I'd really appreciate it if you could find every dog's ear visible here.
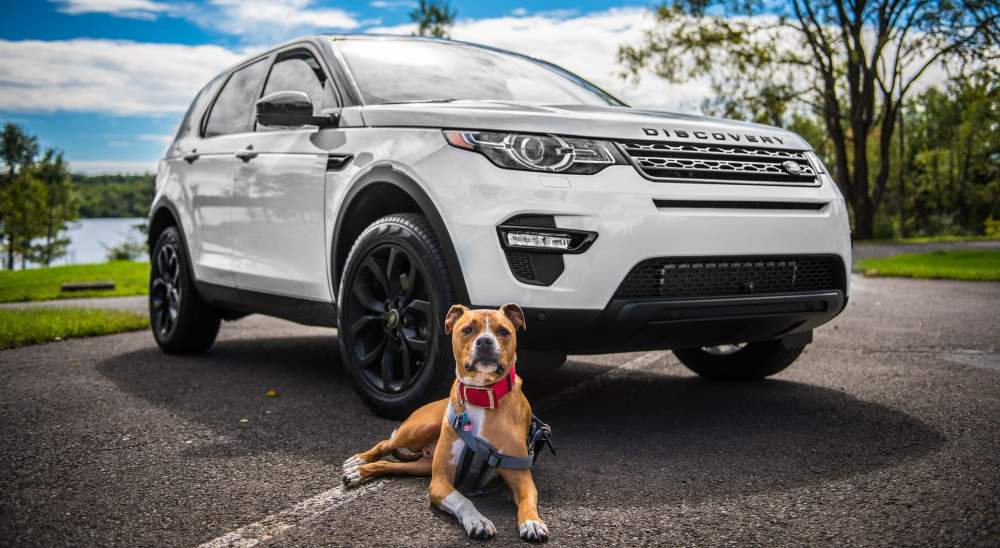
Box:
[444,304,469,334]
[500,303,526,331]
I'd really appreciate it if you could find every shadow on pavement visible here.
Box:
[530,368,946,506]
[97,336,945,507]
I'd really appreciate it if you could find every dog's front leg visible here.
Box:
[499,469,549,543]
[429,476,496,540]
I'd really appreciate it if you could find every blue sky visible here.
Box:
[0,1,696,173]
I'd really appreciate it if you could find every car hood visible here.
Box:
[358,101,811,150]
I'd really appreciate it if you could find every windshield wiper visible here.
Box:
[378,98,458,105]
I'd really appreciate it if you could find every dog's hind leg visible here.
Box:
[342,399,448,477]
[342,457,432,488]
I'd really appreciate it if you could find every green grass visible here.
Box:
[857,235,997,245]
[0,261,149,303]
[858,250,1000,281]
[0,307,149,349]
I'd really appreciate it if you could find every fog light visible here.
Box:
[506,232,571,250]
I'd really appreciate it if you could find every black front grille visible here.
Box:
[615,256,844,299]
[618,140,819,186]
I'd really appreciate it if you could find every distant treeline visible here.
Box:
[74,173,155,218]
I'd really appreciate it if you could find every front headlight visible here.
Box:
[444,130,625,174]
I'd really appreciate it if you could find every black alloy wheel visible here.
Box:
[149,226,220,354]
[338,214,456,418]
[151,241,182,338]
[347,243,433,394]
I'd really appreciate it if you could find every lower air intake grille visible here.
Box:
[507,251,536,281]
[615,256,844,299]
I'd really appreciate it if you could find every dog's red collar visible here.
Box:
[458,362,516,410]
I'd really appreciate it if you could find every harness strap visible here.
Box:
[445,401,555,495]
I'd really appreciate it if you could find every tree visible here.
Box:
[619,1,999,238]
[27,150,78,266]
[0,122,39,268]
[409,0,456,38]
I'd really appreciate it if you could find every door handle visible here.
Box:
[235,146,258,162]
[183,150,200,164]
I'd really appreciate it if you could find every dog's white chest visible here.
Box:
[449,406,486,465]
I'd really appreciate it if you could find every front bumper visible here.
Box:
[419,144,853,312]
[509,290,845,353]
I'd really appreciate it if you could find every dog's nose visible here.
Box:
[475,336,494,348]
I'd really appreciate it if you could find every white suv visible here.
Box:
[149,35,852,417]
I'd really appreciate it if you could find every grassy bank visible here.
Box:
[0,308,148,349]
[858,250,1000,281]
[0,261,149,303]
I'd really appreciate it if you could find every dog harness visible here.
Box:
[446,363,555,496]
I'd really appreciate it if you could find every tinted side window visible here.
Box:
[204,58,269,137]
[173,75,224,144]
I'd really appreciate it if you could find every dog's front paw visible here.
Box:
[341,455,370,488]
[462,515,497,540]
[519,519,549,543]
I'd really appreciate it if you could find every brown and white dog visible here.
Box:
[342,303,549,542]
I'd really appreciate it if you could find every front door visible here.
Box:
[231,48,338,301]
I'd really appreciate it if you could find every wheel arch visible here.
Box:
[148,200,184,252]
[331,165,470,305]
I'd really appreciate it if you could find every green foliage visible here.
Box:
[73,172,155,218]
[986,217,1000,239]
[0,307,148,349]
[104,235,147,262]
[409,0,456,38]
[0,261,149,303]
[859,250,1000,281]
[0,124,79,268]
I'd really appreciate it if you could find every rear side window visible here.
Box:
[173,75,224,144]
[204,58,269,137]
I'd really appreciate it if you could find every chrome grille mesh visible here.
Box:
[615,256,843,299]
[618,140,819,185]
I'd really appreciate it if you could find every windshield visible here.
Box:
[335,39,624,107]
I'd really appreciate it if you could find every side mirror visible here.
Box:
[255,91,339,129]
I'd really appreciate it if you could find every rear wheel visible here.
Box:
[673,340,804,380]
[337,214,456,418]
[149,226,221,354]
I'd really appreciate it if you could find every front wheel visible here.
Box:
[673,340,804,381]
[337,214,456,418]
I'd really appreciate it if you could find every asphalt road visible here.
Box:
[1,275,998,546]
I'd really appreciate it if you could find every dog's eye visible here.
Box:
[496,327,510,337]
[461,326,474,336]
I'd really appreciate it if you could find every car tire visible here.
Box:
[149,226,221,354]
[337,213,457,419]
[673,340,804,381]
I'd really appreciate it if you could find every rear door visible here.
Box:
[186,57,270,288]
[231,47,339,301]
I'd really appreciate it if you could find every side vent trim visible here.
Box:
[327,154,353,171]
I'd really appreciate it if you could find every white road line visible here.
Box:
[535,350,674,413]
[197,482,382,548]
[196,350,673,547]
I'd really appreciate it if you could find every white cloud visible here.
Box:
[370,0,417,9]
[369,8,709,111]
[0,39,242,115]
[189,0,360,41]
[52,0,172,20]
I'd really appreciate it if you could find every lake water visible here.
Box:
[26,217,148,268]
